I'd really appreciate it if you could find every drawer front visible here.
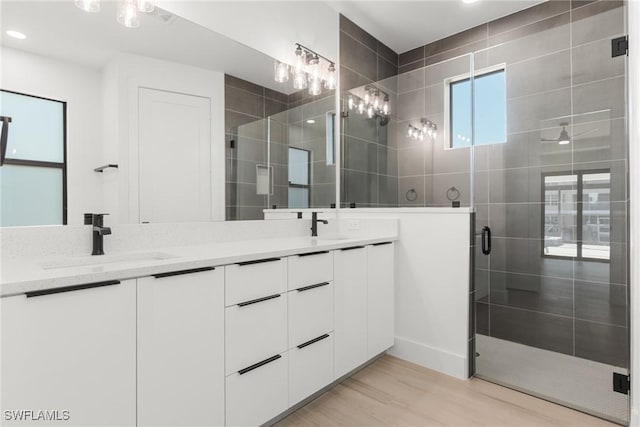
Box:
[226,352,288,427]
[289,333,334,406]
[288,281,334,349]
[288,251,333,291]
[225,293,287,375]
[225,258,287,306]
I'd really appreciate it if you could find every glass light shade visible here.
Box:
[137,0,154,12]
[309,77,322,96]
[75,0,101,12]
[118,0,140,28]
[325,64,336,90]
[348,96,354,110]
[382,100,389,115]
[364,91,370,104]
[293,71,307,90]
[358,101,365,115]
[367,105,374,118]
[274,61,290,83]
[373,93,380,109]
[294,47,305,73]
[407,126,413,137]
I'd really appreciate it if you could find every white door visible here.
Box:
[138,88,211,223]
[1,280,136,427]
[137,269,224,427]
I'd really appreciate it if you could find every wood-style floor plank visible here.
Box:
[275,355,617,427]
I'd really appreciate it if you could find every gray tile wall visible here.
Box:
[339,15,400,207]
[225,75,336,219]
[389,1,633,368]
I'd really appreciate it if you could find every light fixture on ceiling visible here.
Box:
[75,0,101,13]
[306,119,316,124]
[540,122,598,145]
[6,30,27,40]
[407,118,437,141]
[462,0,479,4]
[75,0,155,28]
[346,84,391,122]
[275,43,336,96]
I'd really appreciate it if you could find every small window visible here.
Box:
[288,147,310,209]
[0,90,67,226]
[448,68,506,149]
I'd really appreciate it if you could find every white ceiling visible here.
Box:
[328,0,545,53]
[1,0,547,94]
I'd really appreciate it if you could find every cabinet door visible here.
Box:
[367,242,395,358]
[137,268,224,427]
[1,280,136,427]
[334,246,368,379]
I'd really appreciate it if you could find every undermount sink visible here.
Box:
[313,235,350,242]
[40,251,177,270]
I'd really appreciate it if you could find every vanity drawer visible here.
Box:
[289,333,334,406]
[226,352,288,427]
[288,250,333,291]
[225,257,287,306]
[225,293,287,375]
[288,281,334,349]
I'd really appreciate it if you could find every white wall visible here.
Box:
[100,54,225,224]
[629,1,639,425]
[1,47,103,226]
[158,1,339,65]
[265,208,472,379]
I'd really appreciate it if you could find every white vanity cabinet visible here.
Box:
[334,246,369,379]
[224,258,289,427]
[0,280,136,427]
[367,242,395,358]
[137,267,224,427]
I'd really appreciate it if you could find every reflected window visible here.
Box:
[543,171,610,261]
[288,147,310,209]
[447,68,506,148]
[0,90,66,226]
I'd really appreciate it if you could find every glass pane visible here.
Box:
[0,164,63,226]
[582,172,610,260]
[543,174,577,257]
[288,187,308,209]
[450,79,472,148]
[474,71,506,145]
[288,147,309,185]
[0,91,65,163]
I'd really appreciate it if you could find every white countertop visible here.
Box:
[1,234,397,297]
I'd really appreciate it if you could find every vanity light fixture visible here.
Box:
[274,43,336,96]
[6,30,27,40]
[75,0,154,28]
[346,84,391,121]
[407,118,437,141]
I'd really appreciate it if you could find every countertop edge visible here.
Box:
[1,235,397,298]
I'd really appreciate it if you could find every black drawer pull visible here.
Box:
[26,280,121,298]
[152,266,215,279]
[238,354,282,375]
[237,257,281,266]
[372,241,393,246]
[340,246,364,251]
[298,251,329,257]
[297,334,330,349]
[237,293,281,307]
[297,282,330,292]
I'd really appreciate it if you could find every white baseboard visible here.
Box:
[388,336,468,380]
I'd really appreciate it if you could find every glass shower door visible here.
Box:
[472,2,629,423]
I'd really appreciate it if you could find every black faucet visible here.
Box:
[84,213,111,256]
[311,212,328,237]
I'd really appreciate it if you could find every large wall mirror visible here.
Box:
[0,1,339,226]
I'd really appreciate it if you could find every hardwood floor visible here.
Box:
[275,355,617,427]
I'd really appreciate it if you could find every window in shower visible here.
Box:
[447,67,506,149]
[542,170,610,261]
[288,147,310,209]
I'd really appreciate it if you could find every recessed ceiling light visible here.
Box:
[6,30,27,40]
[462,0,479,3]
[306,119,316,124]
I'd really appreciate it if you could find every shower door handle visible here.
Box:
[481,226,492,255]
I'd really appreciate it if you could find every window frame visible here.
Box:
[444,64,507,150]
[287,146,311,208]
[540,168,611,263]
[0,89,68,225]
